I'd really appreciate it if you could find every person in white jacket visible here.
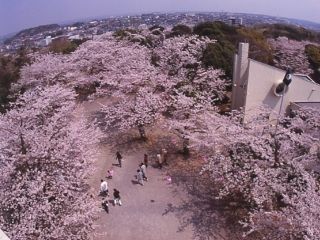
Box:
[100,179,108,196]
[157,153,163,169]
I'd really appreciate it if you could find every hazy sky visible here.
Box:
[1,0,320,36]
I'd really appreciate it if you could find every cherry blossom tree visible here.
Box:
[99,87,165,139]
[184,107,320,240]
[152,35,213,77]
[73,31,227,144]
[5,29,228,238]
[0,85,101,240]
[18,33,160,98]
[268,37,314,75]
[3,26,319,240]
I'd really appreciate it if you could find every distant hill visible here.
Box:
[4,24,60,44]
[15,24,60,37]
[71,22,85,28]
[255,23,320,42]
[288,18,320,32]
[0,32,17,44]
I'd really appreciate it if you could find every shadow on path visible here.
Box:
[163,170,238,240]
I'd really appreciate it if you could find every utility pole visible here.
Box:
[274,68,293,166]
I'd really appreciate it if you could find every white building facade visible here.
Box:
[232,43,320,121]
[0,229,10,240]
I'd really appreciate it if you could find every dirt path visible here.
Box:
[77,98,195,240]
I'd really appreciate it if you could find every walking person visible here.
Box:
[113,188,122,206]
[161,148,168,165]
[100,179,108,196]
[157,153,163,169]
[116,151,123,168]
[136,169,144,186]
[101,197,109,213]
[144,153,149,168]
[140,163,148,181]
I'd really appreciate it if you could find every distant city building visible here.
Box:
[138,24,148,30]
[45,36,52,45]
[36,39,46,47]
[1,12,320,54]
[232,42,320,121]
[68,34,81,40]
[229,17,243,26]
[68,26,77,31]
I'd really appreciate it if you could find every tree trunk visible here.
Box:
[20,133,27,155]
[273,137,280,167]
[19,119,27,154]
[138,125,147,140]
[182,137,190,158]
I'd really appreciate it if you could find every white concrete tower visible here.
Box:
[231,42,249,111]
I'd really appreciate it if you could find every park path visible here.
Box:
[77,98,195,240]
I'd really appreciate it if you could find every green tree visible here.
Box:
[194,21,237,41]
[259,24,320,42]
[202,42,235,78]
[237,28,273,64]
[0,49,29,112]
[305,44,320,83]
[194,21,274,78]
[49,38,78,54]
[168,24,192,37]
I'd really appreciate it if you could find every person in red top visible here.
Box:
[107,168,114,179]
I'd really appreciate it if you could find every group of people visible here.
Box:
[135,149,168,185]
[136,155,148,185]
[100,179,122,213]
[99,151,124,214]
[99,149,169,213]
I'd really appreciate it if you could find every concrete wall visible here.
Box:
[244,59,320,120]
[0,229,10,240]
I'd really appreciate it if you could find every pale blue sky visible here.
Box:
[0,0,319,36]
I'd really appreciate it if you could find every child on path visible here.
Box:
[136,169,144,186]
[116,151,123,168]
[107,168,114,179]
[113,188,122,206]
[165,176,172,184]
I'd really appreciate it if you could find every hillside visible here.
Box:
[2,21,320,117]
[4,24,60,44]
[256,23,320,42]
[192,22,320,82]
[1,24,320,240]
